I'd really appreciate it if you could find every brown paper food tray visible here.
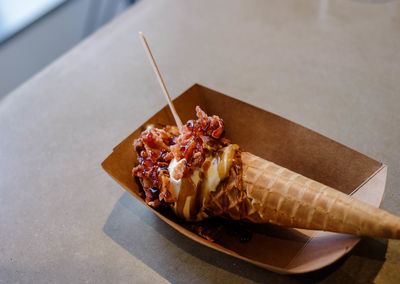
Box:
[102,84,387,274]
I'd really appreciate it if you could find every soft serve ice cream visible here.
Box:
[132,106,242,221]
[168,144,239,221]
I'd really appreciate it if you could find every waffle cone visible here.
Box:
[204,152,400,239]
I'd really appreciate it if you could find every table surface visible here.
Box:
[1,0,400,282]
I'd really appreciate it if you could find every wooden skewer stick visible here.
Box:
[138,31,183,129]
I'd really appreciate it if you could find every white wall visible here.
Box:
[0,0,130,100]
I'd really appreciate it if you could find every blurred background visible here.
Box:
[0,0,137,100]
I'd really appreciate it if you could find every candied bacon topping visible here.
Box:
[132,107,230,208]
[196,106,224,139]
[170,106,229,178]
[132,126,178,206]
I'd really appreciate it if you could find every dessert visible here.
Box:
[132,107,400,239]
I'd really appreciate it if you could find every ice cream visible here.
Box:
[168,144,239,221]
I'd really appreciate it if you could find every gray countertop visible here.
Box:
[1,0,400,282]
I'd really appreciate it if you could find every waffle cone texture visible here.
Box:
[204,152,400,239]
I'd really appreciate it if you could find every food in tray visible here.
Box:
[132,106,400,239]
